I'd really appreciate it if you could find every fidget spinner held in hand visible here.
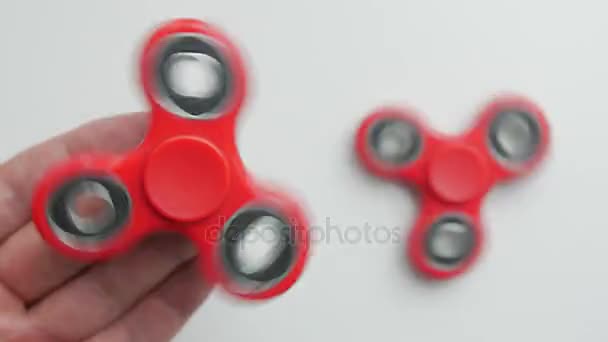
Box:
[355,96,550,280]
[32,18,310,300]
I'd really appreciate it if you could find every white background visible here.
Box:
[0,1,606,341]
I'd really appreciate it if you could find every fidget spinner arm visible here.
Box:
[355,96,550,280]
[32,18,310,300]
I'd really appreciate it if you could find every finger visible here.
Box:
[0,222,87,304]
[0,315,56,342]
[87,260,211,342]
[0,283,24,315]
[0,112,147,242]
[28,234,196,342]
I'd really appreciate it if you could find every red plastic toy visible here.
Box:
[32,18,310,300]
[355,96,550,280]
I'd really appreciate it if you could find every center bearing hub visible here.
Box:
[428,145,488,204]
[144,136,230,222]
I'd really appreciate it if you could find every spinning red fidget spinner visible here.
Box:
[355,96,550,280]
[31,18,310,300]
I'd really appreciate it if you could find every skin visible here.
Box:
[0,113,211,341]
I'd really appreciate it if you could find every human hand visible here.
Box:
[0,113,211,342]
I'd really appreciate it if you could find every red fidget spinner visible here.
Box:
[355,96,550,280]
[32,18,310,300]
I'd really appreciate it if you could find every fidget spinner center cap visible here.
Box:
[428,145,488,203]
[144,136,230,222]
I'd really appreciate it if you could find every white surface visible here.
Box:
[0,1,606,341]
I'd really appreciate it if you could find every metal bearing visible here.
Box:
[488,110,541,164]
[153,33,232,118]
[368,118,422,166]
[46,176,131,248]
[220,207,296,292]
[424,214,476,267]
